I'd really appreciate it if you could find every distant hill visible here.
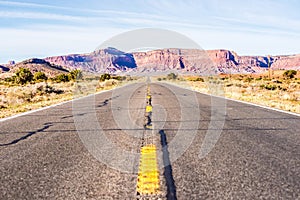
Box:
[2,58,69,77]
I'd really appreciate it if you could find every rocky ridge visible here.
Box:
[2,47,300,75]
[1,58,69,78]
[45,47,300,74]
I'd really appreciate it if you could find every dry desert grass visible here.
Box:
[0,77,140,118]
[158,70,300,114]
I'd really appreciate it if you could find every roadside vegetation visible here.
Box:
[157,70,300,114]
[0,69,139,118]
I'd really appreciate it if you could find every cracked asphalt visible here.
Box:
[1,82,299,199]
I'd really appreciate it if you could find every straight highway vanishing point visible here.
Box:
[1,82,300,199]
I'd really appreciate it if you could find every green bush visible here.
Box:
[33,72,48,82]
[157,78,162,81]
[283,70,297,79]
[69,69,83,80]
[100,73,111,82]
[15,68,33,85]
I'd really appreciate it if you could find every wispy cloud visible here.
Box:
[0,0,300,63]
[0,11,90,21]
[0,0,62,9]
[0,0,165,20]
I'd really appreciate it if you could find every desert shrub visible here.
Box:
[84,77,93,81]
[283,70,297,79]
[157,78,162,81]
[277,85,287,91]
[100,73,111,82]
[5,76,17,83]
[260,84,277,90]
[187,77,204,82]
[112,76,126,81]
[45,85,63,94]
[263,78,271,81]
[33,72,48,82]
[15,68,33,84]
[125,76,133,81]
[244,77,253,82]
[209,80,221,84]
[85,76,100,81]
[259,84,265,89]
[32,83,63,95]
[167,73,177,80]
[271,79,282,84]
[0,102,6,109]
[69,69,83,80]
[54,74,70,83]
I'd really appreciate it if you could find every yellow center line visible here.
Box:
[146,105,152,113]
[136,85,160,196]
[145,125,152,129]
[137,144,160,195]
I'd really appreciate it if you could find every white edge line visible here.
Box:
[0,83,133,123]
[161,81,300,117]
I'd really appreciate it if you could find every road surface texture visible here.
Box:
[1,82,299,199]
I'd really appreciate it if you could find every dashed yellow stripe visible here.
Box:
[145,124,152,129]
[137,144,160,195]
[146,105,152,113]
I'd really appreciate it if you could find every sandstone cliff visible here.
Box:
[44,47,300,74]
[45,47,137,74]
[271,54,300,70]
[3,47,299,75]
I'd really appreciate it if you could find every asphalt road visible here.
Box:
[1,82,299,199]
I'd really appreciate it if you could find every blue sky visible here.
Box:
[0,0,300,63]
